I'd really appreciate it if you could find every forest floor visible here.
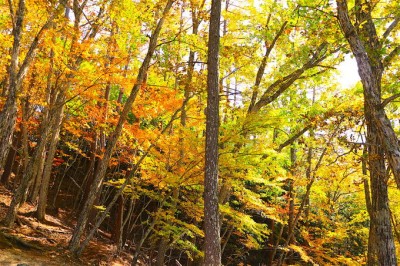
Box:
[0,185,133,265]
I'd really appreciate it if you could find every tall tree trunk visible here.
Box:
[83,28,115,228]
[365,107,396,265]
[336,1,398,264]
[286,147,296,264]
[204,0,222,265]
[363,146,378,264]
[1,1,60,227]
[18,98,30,186]
[0,0,25,170]
[36,93,65,221]
[2,100,56,226]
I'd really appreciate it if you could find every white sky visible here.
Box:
[336,54,360,89]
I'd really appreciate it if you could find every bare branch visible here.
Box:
[380,93,400,109]
[382,17,400,40]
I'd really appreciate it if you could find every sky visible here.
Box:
[336,55,360,89]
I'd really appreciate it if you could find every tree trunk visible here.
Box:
[365,107,397,265]
[1,0,60,226]
[269,223,284,265]
[117,192,136,253]
[0,72,18,173]
[79,135,98,212]
[337,0,400,187]
[286,147,296,264]
[155,237,169,266]
[19,94,30,185]
[336,1,398,264]
[2,108,54,226]
[1,131,21,185]
[29,148,46,202]
[0,0,25,170]
[111,195,124,245]
[36,94,65,221]
[204,0,222,265]
[287,147,296,241]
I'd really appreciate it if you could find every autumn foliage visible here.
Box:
[0,0,399,265]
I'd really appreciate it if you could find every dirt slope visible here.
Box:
[0,185,132,266]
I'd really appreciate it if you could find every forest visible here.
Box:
[0,0,399,265]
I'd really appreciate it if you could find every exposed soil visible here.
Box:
[0,185,132,265]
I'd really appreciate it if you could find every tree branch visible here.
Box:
[382,16,400,40]
[250,42,333,113]
[383,45,400,68]
[380,93,400,109]
[248,21,288,112]
[16,18,55,87]
[277,124,312,152]
[7,0,15,28]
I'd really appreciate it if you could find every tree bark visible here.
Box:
[0,131,21,185]
[366,120,396,265]
[364,101,397,265]
[3,0,69,225]
[29,148,46,202]
[155,237,169,266]
[287,147,296,243]
[111,195,124,245]
[204,0,222,265]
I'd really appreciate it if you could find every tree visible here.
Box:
[204,0,222,264]
[68,0,175,254]
[1,0,65,227]
[336,0,399,264]
[0,0,57,171]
